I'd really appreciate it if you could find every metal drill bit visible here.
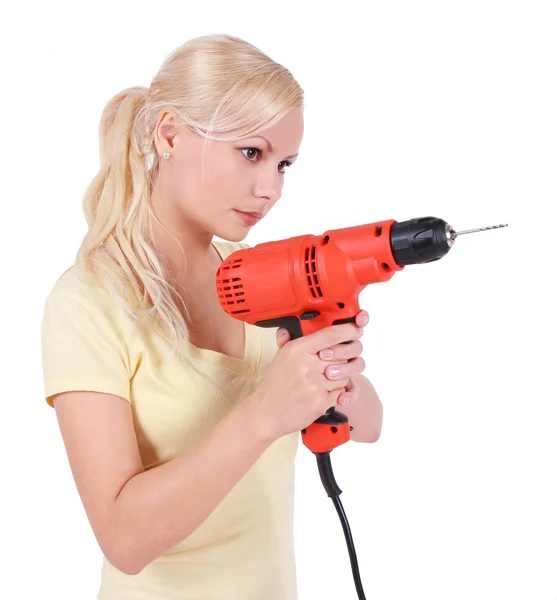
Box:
[453,223,508,236]
[447,223,508,244]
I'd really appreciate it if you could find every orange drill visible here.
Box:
[215,216,507,599]
[216,216,507,454]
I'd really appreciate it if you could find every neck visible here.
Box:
[148,189,221,293]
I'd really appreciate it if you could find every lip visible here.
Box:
[234,210,263,225]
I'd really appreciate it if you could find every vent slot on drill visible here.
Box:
[304,245,323,298]
[216,257,250,314]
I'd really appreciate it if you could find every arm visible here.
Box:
[114,393,274,574]
[341,374,383,443]
[52,389,275,576]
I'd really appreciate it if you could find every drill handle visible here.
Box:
[255,314,356,454]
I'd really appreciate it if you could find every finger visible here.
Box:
[324,356,366,380]
[343,377,355,392]
[356,310,369,328]
[337,393,353,406]
[338,377,359,406]
[319,339,363,361]
[338,389,356,406]
[303,322,363,355]
[276,328,291,346]
[325,378,351,394]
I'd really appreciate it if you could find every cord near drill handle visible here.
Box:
[279,315,357,494]
[285,316,369,600]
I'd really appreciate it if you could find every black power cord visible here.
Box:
[316,452,367,600]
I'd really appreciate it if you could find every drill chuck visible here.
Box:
[390,216,455,266]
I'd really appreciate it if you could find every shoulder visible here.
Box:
[45,263,95,298]
[42,263,129,328]
[45,263,104,302]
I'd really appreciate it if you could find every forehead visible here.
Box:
[263,107,304,139]
[247,107,304,152]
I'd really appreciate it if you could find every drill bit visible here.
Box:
[447,223,508,244]
[453,223,508,236]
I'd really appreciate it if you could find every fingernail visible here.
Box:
[320,349,333,358]
[328,367,341,377]
[361,315,368,325]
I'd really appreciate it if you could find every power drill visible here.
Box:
[215,215,507,599]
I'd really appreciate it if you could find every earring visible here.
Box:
[162,152,170,159]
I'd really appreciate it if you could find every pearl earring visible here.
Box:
[162,152,170,159]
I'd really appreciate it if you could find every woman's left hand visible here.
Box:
[275,309,370,405]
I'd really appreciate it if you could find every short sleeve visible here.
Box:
[41,292,131,407]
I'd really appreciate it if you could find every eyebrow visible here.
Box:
[251,136,299,160]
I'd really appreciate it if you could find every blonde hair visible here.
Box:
[75,34,304,351]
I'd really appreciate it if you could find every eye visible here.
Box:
[242,147,260,162]
[241,147,293,174]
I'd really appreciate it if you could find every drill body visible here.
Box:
[215,216,455,453]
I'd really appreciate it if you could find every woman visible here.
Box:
[41,33,380,599]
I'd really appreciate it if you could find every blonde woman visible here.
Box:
[41,34,382,599]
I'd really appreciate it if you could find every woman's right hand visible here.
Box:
[247,322,365,441]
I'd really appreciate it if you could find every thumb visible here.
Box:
[276,328,291,346]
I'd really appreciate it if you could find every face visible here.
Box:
[152,107,304,243]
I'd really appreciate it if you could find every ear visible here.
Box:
[154,111,179,156]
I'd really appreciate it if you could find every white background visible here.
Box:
[1,1,555,599]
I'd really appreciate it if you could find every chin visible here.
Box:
[211,210,256,242]
[211,228,247,243]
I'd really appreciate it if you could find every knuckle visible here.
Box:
[310,385,321,399]
[282,341,294,356]
[334,323,350,339]
[327,379,342,392]
[342,340,362,358]
[328,328,341,345]
[302,363,314,380]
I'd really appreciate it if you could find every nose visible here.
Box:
[253,167,283,205]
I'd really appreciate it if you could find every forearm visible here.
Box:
[345,374,383,443]
[111,394,275,574]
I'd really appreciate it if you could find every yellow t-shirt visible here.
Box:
[41,240,300,600]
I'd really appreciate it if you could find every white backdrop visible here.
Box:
[1,1,555,599]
